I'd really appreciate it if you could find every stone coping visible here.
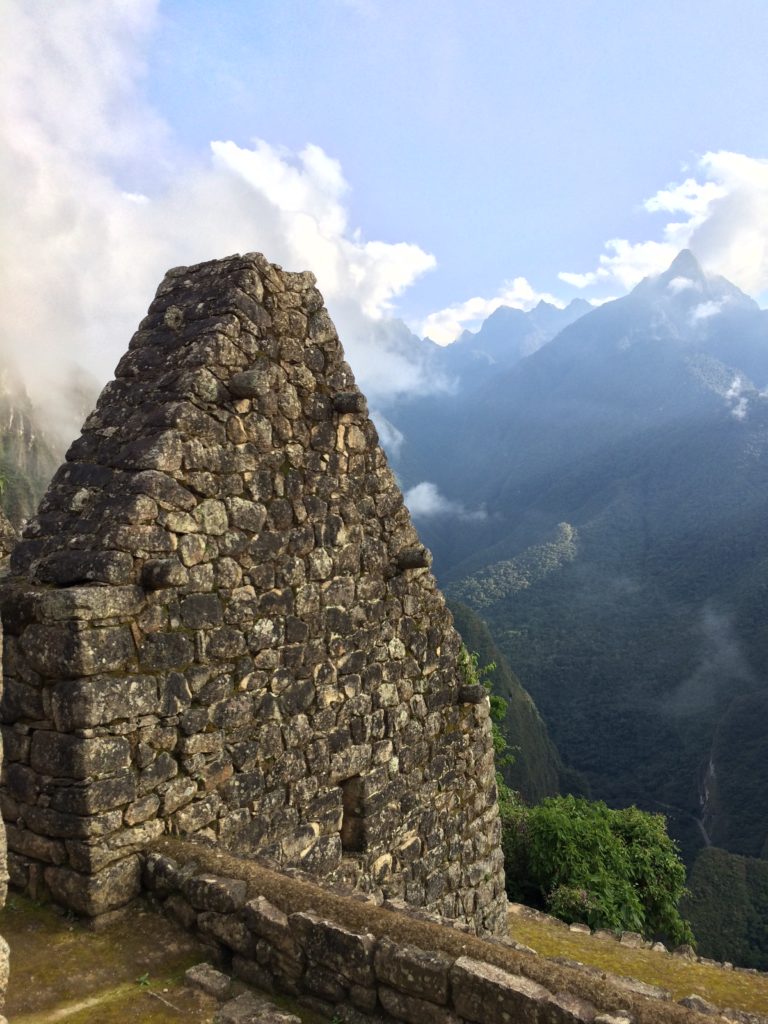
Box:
[146,838,718,1024]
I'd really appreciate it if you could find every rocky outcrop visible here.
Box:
[0,253,506,935]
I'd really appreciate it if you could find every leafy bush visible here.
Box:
[502,794,694,946]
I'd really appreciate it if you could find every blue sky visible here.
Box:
[145,1,768,316]
[1,0,767,419]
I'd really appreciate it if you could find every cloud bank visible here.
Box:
[0,0,436,440]
[558,152,768,297]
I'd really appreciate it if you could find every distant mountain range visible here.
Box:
[384,250,768,962]
[425,297,591,386]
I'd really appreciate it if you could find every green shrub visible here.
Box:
[502,794,694,946]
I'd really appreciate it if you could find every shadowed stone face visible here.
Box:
[0,253,506,934]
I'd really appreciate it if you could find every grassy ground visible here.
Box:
[0,892,330,1024]
[507,907,768,1015]
[1,894,220,1023]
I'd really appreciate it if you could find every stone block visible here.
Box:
[142,851,186,894]
[180,593,224,628]
[165,892,198,929]
[129,470,197,510]
[66,839,134,874]
[185,961,233,999]
[116,430,183,472]
[50,772,136,814]
[374,937,452,1003]
[183,872,248,913]
[2,678,45,720]
[123,792,160,826]
[231,954,277,994]
[159,776,198,815]
[451,957,589,1024]
[243,896,298,956]
[141,558,189,589]
[20,624,136,679]
[6,824,67,865]
[198,911,257,957]
[23,804,123,840]
[30,732,131,780]
[293,912,375,987]
[379,986,461,1024]
[140,632,195,671]
[34,551,135,586]
[297,834,342,876]
[51,674,159,729]
[213,992,277,1024]
[44,854,141,916]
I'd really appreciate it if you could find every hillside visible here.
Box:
[450,600,564,802]
[386,252,768,963]
[0,367,60,526]
[683,848,768,971]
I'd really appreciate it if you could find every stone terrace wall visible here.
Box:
[141,845,718,1024]
[0,253,506,935]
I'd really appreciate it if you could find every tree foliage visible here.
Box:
[502,794,694,946]
[682,847,768,970]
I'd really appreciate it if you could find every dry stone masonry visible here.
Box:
[0,253,506,935]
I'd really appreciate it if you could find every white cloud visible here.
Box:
[558,152,768,298]
[418,277,565,346]
[691,298,727,321]
[404,481,486,520]
[370,410,404,457]
[667,276,702,294]
[725,375,749,420]
[0,0,436,441]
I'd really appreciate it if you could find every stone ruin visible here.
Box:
[0,253,506,937]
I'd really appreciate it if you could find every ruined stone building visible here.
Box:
[0,253,506,936]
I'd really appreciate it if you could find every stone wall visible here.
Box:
[142,845,718,1024]
[0,253,506,934]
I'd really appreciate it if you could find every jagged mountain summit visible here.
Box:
[428,298,591,386]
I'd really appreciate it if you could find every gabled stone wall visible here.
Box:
[0,253,505,935]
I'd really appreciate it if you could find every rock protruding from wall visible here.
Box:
[0,253,506,935]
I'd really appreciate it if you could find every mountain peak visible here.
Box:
[666,248,704,281]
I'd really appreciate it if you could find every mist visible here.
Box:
[0,0,441,447]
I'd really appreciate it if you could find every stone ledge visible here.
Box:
[141,839,724,1024]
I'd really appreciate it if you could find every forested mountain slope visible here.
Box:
[388,252,768,874]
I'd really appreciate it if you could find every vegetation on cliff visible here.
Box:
[682,847,768,970]
[452,602,564,802]
[459,643,694,948]
[502,795,694,947]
